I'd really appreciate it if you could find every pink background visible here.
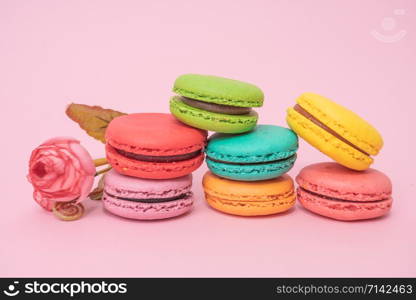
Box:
[1,0,415,277]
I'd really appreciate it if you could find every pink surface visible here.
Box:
[1,0,415,277]
[296,162,392,201]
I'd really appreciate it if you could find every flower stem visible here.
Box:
[95,166,112,177]
[94,158,107,167]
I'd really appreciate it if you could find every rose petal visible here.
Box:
[59,164,77,191]
[77,174,95,202]
[69,142,96,176]
[33,190,55,211]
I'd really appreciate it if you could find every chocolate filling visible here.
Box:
[299,187,388,203]
[294,104,370,156]
[116,148,202,163]
[207,154,296,165]
[104,191,191,203]
[181,97,252,115]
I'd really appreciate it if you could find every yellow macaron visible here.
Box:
[286,92,383,170]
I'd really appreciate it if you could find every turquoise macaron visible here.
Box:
[205,125,298,181]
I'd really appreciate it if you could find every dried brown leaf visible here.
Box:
[66,103,126,143]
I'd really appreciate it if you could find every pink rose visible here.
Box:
[27,137,96,211]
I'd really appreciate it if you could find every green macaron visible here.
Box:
[170,74,264,133]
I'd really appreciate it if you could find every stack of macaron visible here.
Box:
[103,113,207,220]
[102,73,392,222]
[286,92,392,221]
[170,74,300,216]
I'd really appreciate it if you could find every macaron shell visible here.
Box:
[202,172,295,216]
[103,193,193,220]
[106,113,207,156]
[297,188,392,221]
[106,144,204,179]
[206,125,298,163]
[206,194,294,216]
[297,93,383,155]
[296,162,392,201]
[104,169,192,199]
[173,74,264,107]
[206,155,296,181]
[287,107,372,170]
[170,96,258,133]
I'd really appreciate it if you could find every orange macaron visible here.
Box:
[202,171,295,216]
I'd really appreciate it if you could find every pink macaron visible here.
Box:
[103,169,193,220]
[296,162,392,221]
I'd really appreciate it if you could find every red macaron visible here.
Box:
[106,113,207,179]
[296,162,393,221]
